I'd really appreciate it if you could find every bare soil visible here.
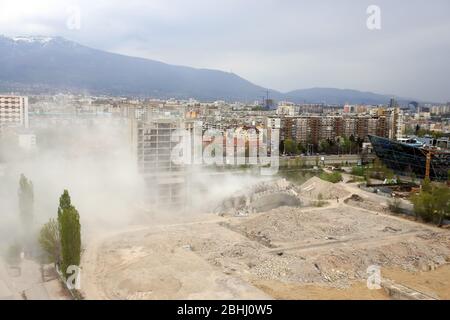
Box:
[81,179,450,300]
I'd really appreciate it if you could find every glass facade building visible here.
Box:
[368,135,450,181]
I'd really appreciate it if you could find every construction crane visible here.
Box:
[425,151,432,180]
[408,148,438,194]
[420,148,445,181]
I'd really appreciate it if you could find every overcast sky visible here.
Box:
[1,0,449,102]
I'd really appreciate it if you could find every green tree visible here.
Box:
[416,129,443,139]
[341,137,351,154]
[422,178,432,193]
[411,183,450,225]
[58,190,71,218]
[38,219,61,266]
[58,190,81,278]
[411,191,434,222]
[18,174,34,229]
[318,140,330,154]
[349,135,358,153]
[283,139,298,155]
[297,142,306,154]
[432,186,450,227]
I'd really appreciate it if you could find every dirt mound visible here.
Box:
[345,194,388,213]
[300,176,350,200]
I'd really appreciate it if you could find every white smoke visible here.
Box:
[0,115,270,252]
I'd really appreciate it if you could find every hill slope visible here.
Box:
[0,36,406,104]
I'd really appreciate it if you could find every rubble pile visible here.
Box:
[300,176,350,200]
[214,205,450,289]
[344,194,388,213]
[215,178,302,216]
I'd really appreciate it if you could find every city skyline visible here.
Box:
[0,0,449,102]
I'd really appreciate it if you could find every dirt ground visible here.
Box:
[251,280,389,300]
[382,265,450,300]
[0,258,70,300]
[81,217,271,300]
[250,264,450,300]
[81,179,450,300]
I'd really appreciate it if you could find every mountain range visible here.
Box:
[0,35,410,104]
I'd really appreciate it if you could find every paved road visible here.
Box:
[281,154,375,166]
[0,258,21,300]
[0,257,68,300]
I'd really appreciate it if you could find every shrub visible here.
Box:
[411,182,450,226]
[388,198,403,214]
[319,172,343,184]
[351,166,365,177]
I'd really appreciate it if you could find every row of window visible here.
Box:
[139,155,171,160]
[0,106,21,109]
[0,118,22,121]
[0,99,22,102]
[137,143,176,148]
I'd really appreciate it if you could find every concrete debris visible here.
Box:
[383,226,401,233]
[84,176,450,299]
[381,279,438,300]
[212,205,450,289]
[215,178,302,216]
[300,176,350,200]
[345,194,388,213]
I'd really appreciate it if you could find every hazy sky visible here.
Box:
[1,0,449,102]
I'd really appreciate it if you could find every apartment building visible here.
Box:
[343,118,356,138]
[131,106,202,211]
[271,111,401,146]
[294,118,309,144]
[0,95,29,129]
[320,116,336,141]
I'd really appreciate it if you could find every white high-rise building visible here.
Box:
[0,95,29,129]
[130,106,201,211]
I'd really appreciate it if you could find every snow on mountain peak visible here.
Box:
[12,36,55,44]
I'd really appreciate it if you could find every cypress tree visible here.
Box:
[58,190,81,278]
[18,174,34,229]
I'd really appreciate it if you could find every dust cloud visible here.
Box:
[0,117,267,254]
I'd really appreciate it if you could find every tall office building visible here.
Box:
[388,97,398,109]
